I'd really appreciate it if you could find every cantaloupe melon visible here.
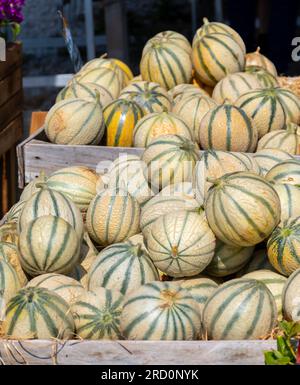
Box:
[19,171,47,202]
[267,216,300,276]
[19,215,81,277]
[27,273,85,306]
[45,98,104,145]
[142,134,200,191]
[140,31,192,89]
[172,94,217,140]
[170,84,209,102]
[104,99,144,147]
[133,112,193,147]
[120,281,201,340]
[6,200,26,223]
[119,81,172,113]
[282,268,300,321]
[202,278,277,340]
[206,240,254,277]
[245,65,278,88]
[87,237,159,295]
[237,249,277,276]
[147,210,216,277]
[86,188,140,246]
[18,184,83,240]
[0,259,21,311]
[205,172,281,247]
[265,159,300,186]
[242,269,286,319]
[192,32,245,87]
[0,222,19,247]
[46,166,99,212]
[3,287,75,339]
[212,72,261,104]
[71,287,124,339]
[197,103,258,152]
[0,242,27,286]
[192,18,246,54]
[257,123,300,154]
[273,184,300,223]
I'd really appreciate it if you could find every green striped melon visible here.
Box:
[74,67,122,99]
[236,90,290,139]
[274,87,300,124]
[6,200,26,223]
[45,98,104,145]
[19,215,80,277]
[173,277,218,316]
[198,103,258,152]
[119,81,172,113]
[242,269,287,319]
[267,216,300,276]
[104,99,145,147]
[147,210,216,277]
[27,273,85,306]
[192,32,245,87]
[253,149,294,176]
[142,134,200,191]
[140,32,192,90]
[140,192,200,239]
[245,47,277,76]
[86,188,140,246]
[3,287,75,339]
[265,159,300,186]
[245,66,279,88]
[46,166,99,212]
[79,56,126,87]
[87,237,159,295]
[56,80,114,107]
[205,172,281,247]
[0,242,27,286]
[237,249,277,276]
[282,268,300,321]
[0,222,19,247]
[212,72,261,104]
[192,18,246,54]
[133,112,193,147]
[202,278,277,340]
[19,171,48,202]
[170,83,209,102]
[0,259,21,309]
[205,240,254,277]
[18,184,83,239]
[143,31,192,55]
[172,94,217,140]
[120,281,201,340]
[106,154,153,205]
[257,123,300,154]
[273,184,300,223]
[193,150,260,203]
[71,287,123,340]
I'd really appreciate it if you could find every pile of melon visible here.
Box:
[1,18,300,342]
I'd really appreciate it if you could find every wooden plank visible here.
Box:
[0,91,23,129]
[0,115,23,156]
[29,112,48,135]
[0,68,22,107]
[0,43,22,80]
[5,147,17,209]
[0,340,275,365]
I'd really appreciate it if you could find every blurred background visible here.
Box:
[19,0,300,123]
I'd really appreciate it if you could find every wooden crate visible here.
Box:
[0,42,23,214]
[17,126,143,188]
[0,339,275,365]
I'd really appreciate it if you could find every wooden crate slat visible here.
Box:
[0,91,23,129]
[0,115,23,156]
[0,339,275,365]
[0,43,22,80]
[0,67,22,107]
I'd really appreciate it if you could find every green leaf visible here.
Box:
[264,351,292,365]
